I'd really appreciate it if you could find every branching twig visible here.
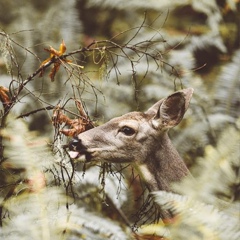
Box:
[16,106,55,119]
[0,20,185,230]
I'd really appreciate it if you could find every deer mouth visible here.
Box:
[68,150,85,160]
[68,137,92,161]
[68,150,82,159]
[68,150,92,162]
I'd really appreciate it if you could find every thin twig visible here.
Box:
[16,106,55,119]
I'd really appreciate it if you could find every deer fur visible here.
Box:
[68,88,194,192]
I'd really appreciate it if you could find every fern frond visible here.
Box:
[214,49,240,118]
[88,0,222,32]
[74,166,128,209]
[1,187,129,240]
[175,123,240,204]
[144,122,240,239]
[152,191,240,240]
[0,116,130,239]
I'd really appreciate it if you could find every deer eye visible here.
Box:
[119,126,135,136]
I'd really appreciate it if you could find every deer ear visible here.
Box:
[146,88,194,129]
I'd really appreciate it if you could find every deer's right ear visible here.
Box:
[146,88,194,129]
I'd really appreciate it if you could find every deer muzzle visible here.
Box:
[68,137,90,161]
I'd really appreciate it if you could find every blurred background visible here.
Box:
[0,0,239,164]
[0,0,239,239]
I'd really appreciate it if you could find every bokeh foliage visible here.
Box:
[0,0,239,239]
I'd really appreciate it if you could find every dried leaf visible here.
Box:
[59,40,66,55]
[75,100,88,119]
[0,86,11,107]
[52,104,93,137]
[49,62,61,82]
[44,46,61,57]
[52,106,72,125]
[44,40,66,58]
[39,40,71,81]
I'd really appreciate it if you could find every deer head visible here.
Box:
[68,88,193,191]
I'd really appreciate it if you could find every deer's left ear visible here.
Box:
[146,88,194,129]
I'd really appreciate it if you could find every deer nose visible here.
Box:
[69,138,80,151]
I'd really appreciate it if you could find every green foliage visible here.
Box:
[0,0,239,239]
[214,49,240,118]
[0,116,130,239]
[139,123,240,239]
[152,191,240,240]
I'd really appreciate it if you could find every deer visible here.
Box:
[68,88,193,193]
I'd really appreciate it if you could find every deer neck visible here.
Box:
[135,133,189,192]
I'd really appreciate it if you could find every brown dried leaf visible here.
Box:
[44,46,61,57]
[0,86,11,106]
[52,106,72,125]
[59,40,66,55]
[75,100,88,118]
[52,104,93,137]
[49,62,61,82]
[39,40,69,81]
[60,117,92,136]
